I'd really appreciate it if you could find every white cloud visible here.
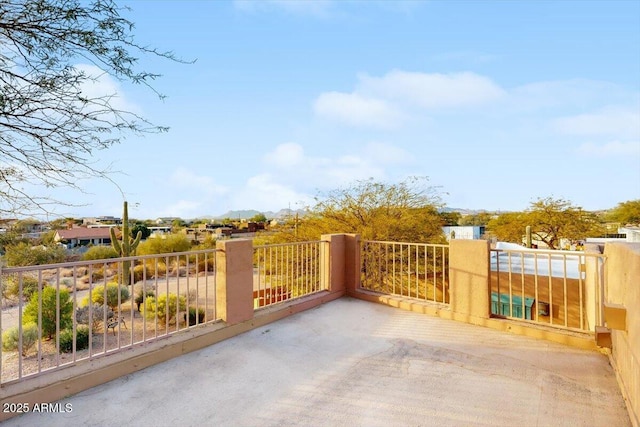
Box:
[74,63,139,114]
[231,174,314,211]
[511,80,625,110]
[159,200,204,218]
[577,141,640,157]
[263,142,305,167]
[359,70,506,109]
[313,70,506,129]
[263,142,414,193]
[233,0,424,17]
[151,168,230,217]
[314,92,404,129]
[168,168,228,196]
[554,107,640,139]
[362,142,413,165]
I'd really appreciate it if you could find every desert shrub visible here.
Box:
[90,267,105,282]
[143,293,186,326]
[193,236,217,250]
[195,257,215,273]
[76,304,113,332]
[185,307,205,326]
[134,286,155,312]
[1,323,39,356]
[59,325,90,353]
[81,246,119,261]
[137,234,191,256]
[4,242,66,266]
[4,274,42,301]
[87,282,130,310]
[141,261,167,278]
[24,287,73,339]
[132,264,147,282]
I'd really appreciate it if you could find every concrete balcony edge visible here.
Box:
[0,289,344,422]
[349,289,599,351]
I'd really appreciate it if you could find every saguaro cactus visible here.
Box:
[110,201,142,287]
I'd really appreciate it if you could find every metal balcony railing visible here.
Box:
[0,249,219,384]
[360,241,450,304]
[252,241,327,309]
[490,247,606,332]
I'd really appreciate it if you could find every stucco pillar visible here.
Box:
[603,242,640,425]
[320,234,360,295]
[216,239,254,325]
[449,239,491,320]
[344,234,361,295]
[584,243,604,331]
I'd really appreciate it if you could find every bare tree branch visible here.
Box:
[0,0,190,216]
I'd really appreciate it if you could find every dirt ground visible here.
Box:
[1,271,218,383]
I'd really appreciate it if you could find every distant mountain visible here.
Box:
[212,209,306,221]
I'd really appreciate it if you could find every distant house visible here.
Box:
[82,216,121,226]
[619,226,640,243]
[442,226,486,241]
[586,226,640,244]
[156,217,180,225]
[55,228,112,249]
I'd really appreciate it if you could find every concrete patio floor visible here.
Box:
[4,297,630,427]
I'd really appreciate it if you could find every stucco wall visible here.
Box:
[605,242,640,427]
[449,239,490,320]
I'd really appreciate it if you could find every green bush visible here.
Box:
[1,323,39,356]
[195,257,215,273]
[90,268,105,282]
[88,282,130,310]
[4,242,66,266]
[185,307,205,326]
[3,274,43,301]
[143,293,186,326]
[132,264,146,282]
[82,246,118,261]
[137,234,191,256]
[134,286,155,312]
[24,286,73,339]
[59,325,90,353]
[76,304,113,332]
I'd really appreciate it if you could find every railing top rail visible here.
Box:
[0,248,219,274]
[491,248,606,258]
[362,240,449,248]
[253,240,323,250]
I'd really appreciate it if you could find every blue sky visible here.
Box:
[43,0,640,219]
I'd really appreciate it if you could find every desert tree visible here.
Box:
[487,197,604,249]
[606,199,640,226]
[0,0,185,215]
[269,177,447,243]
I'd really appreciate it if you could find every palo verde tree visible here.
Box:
[487,197,604,249]
[606,199,640,226]
[0,0,184,215]
[271,177,447,243]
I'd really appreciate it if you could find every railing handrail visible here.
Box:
[1,248,220,273]
[491,247,606,258]
[253,240,323,250]
[362,240,448,248]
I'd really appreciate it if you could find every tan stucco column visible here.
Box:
[320,233,360,295]
[216,239,254,325]
[449,239,491,320]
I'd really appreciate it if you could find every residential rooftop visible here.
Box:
[0,237,637,426]
[3,297,630,427]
